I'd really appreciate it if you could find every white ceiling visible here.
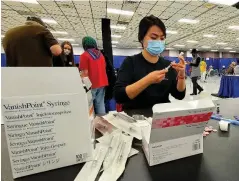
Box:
[1,0,239,52]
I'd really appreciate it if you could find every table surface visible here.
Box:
[1,99,239,181]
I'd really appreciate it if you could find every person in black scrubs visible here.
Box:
[113,15,186,111]
[53,41,75,67]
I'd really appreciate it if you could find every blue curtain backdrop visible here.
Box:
[1,53,237,71]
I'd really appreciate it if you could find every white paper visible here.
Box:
[128,148,139,157]
[82,77,92,90]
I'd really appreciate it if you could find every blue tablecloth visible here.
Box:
[218,75,239,98]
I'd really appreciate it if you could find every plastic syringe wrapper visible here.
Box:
[102,113,142,140]
[99,133,133,181]
[93,116,117,135]
[74,143,108,181]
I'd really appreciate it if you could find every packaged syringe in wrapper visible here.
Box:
[142,100,215,166]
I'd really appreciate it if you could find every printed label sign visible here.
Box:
[2,93,92,178]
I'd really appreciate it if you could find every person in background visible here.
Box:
[226,62,236,75]
[187,49,203,95]
[79,36,108,114]
[2,16,61,66]
[114,15,186,111]
[221,65,226,75]
[233,60,239,75]
[53,41,75,67]
[200,58,207,82]
[206,65,213,78]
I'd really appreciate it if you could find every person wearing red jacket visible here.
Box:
[79,36,108,114]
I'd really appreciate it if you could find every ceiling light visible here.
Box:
[58,38,75,42]
[228,26,239,30]
[1,35,5,38]
[224,47,232,50]
[112,41,119,44]
[211,50,218,52]
[166,30,178,34]
[166,48,174,50]
[229,51,236,53]
[112,45,117,48]
[110,25,126,30]
[206,0,238,6]
[51,31,68,35]
[201,46,211,48]
[187,40,198,43]
[216,42,227,45]
[41,18,57,24]
[71,44,79,46]
[237,38,239,40]
[111,34,122,38]
[11,0,38,4]
[137,46,142,49]
[174,44,185,47]
[107,8,134,16]
[178,19,199,24]
[203,34,217,38]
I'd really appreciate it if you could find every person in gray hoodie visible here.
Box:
[188,49,203,95]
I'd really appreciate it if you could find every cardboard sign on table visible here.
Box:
[142,100,215,166]
[1,67,93,178]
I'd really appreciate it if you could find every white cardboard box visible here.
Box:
[1,68,93,178]
[142,100,215,166]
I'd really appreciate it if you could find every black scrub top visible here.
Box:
[113,53,186,110]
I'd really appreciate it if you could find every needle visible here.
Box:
[117,142,126,163]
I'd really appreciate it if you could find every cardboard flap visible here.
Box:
[152,100,215,114]
[150,100,215,143]
[1,67,84,98]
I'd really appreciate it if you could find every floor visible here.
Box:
[170,76,239,110]
[170,76,221,103]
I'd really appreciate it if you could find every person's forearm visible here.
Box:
[81,69,88,77]
[177,78,186,92]
[126,76,150,100]
[177,70,186,92]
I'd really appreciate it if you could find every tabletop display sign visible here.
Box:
[1,68,93,178]
[142,100,215,166]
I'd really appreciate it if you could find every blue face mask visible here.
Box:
[146,40,165,56]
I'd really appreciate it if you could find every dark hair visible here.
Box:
[191,49,198,54]
[26,16,47,28]
[83,44,96,50]
[61,41,75,66]
[138,15,166,45]
[237,59,239,64]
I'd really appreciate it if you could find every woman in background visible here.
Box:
[53,41,75,67]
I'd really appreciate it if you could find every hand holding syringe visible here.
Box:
[163,52,184,79]
[170,52,186,78]
[145,52,185,84]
